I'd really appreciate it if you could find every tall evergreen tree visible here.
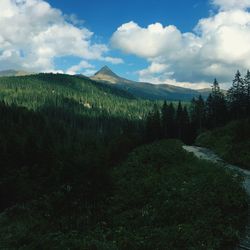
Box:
[228,70,246,119]
[244,70,250,116]
[146,104,162,142]
[182,106,191,143]
[206,79,227,128]
[176,101,183,139]
[161,100,168,138]
[161,101,176,138]
[190,95,206,132]
[167,102,176,138]
[212,78,220,95]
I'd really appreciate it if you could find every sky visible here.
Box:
[1,0,250,89]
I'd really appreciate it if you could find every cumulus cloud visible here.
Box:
[111,3,250,88]
[0,0,121,72]
[66,61,94,75]
[101,56,124,64]
[212,0,250,10]
[111,22,183,58]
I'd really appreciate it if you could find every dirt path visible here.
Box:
[182,145,250,250]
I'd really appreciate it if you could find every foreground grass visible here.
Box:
[196,119,250,169]
[0,140,247,249]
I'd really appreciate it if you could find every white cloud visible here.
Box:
[111,22,182,58]
[138,63,209,89]
[212,0,250,10]
[101,56,124,64]
[139,62,169,75]
[0,0,115,72]
[111,4,250,88]
[66,60,94,75]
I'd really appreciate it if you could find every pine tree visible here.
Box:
[167,103,176,138]
[206,93,213,128]
[206,79,227,128]
[176,101,183,139]
[244,70,250,116]
[212,78,220,96]
[161,100,168,138]
[228,70,246,119]
[146,104,162,142]
[160,101,176,138]
[190,95,206,132]
[182,106,191,143]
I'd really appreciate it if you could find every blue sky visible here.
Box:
[49,0,209,37]
[49,0,210,79]
[1,0,250,89]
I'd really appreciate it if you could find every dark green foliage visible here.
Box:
[146,101,194,144]
[244,70,250,116]
[145,104,162,142]
[107,140,247,249]
[0,140,247,249]
[206,79,228,128]
[0,102,110,210]
[161,101,175,139]
[197,119,250,169]
[190,95,206,132]
[228,71,247,119]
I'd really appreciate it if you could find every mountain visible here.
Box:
[91,66,131,84]
[91,66,211,101]
[0,69,31,77]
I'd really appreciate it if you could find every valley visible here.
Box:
[0,68,249,249]
[2,0,250,249]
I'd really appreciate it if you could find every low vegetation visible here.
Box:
[197,119,250,169]
[0,140,247,249]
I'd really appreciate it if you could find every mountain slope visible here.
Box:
[91,66,211,101]
[0,69,31,77]
[91,65,131,84]
[0,73,154,120]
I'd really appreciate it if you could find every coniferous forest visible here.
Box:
[145,70,250,144]
[0,71,249,249]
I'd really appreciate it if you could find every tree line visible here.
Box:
[146,70,250,144]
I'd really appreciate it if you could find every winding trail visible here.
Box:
[182,145,250,250]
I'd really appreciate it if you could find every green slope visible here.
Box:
[196,119,250,169]
[0,73,155,120]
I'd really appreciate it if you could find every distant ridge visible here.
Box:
[0,69,31,77]
[91,66,212,101]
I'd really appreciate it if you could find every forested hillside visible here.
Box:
[0,72,248,249]
[0,73,153,119]
[195,71,250,169]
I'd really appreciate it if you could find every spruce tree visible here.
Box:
[182,106,191,143]
[207,79,227,127]
[146,104,162,142]
[212,78,220,96]
[161,100,168,138]
[176,101,183,139]
[190,95,206,132]
[228,70,246,119]
[244,70,250,116]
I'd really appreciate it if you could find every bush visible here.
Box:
[196,119,250,169]
[0,140,247,249]
[106,140,247,249]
